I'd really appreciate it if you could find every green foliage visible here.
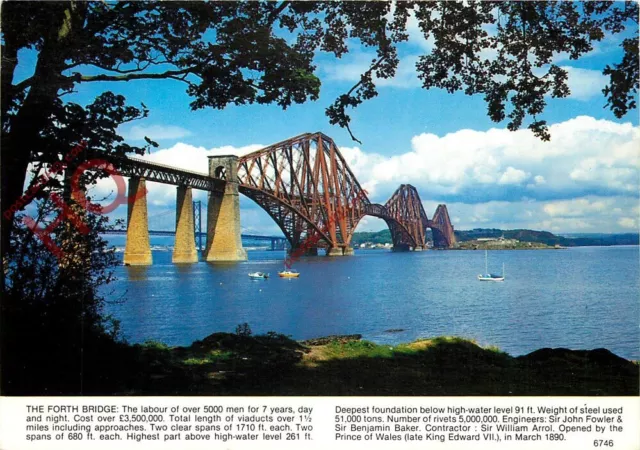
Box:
[121,334,638,396]
[324,340,395,359]
[328,1,638,141]
[141,341,171,351]
[351,229,392,245]
[485,345,507,355]
[183,351,234,366]
[321,336,508,361]
[603,36,639,118]
[2,2,637,160]
[2,198,126,394]
[262,331,294,342]
[235,322,253,337]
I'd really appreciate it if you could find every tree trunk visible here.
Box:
[1,148,31,256]
[1,2,82,267]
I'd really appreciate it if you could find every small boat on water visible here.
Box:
[279,247,300,278]
[278,270,300,278]
[248,272,269,279]
[478,250,505,281]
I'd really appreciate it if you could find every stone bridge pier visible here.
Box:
[123,177,152,265]
[172,186,198,263]
[204,155,247,262]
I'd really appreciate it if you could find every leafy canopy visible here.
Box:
[2,1,638,151]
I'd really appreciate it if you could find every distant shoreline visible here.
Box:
[351,228,639,249]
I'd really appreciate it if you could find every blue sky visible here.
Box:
[15,14,639,236]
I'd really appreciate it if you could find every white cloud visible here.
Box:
[538,196,639,232]
[618,217,638,229]
[91,142,264,214]
[141,142,264,174]
[322,53,370,83]
[323,48,607,98]
[498,167,528,185]
[543,198,611,218]
[551,32,625,65]
[377,55,421,88]
[534,175,546,185]
[562,66,608,101]
[405,11,435,51]
[383,4,436,52]
[532,65,607,101]
[552,47,601,65]
[123,125,193,140]
[341,116,638,207]
[408,196,639,234]
[323,53,421,89]
[340,116,638,233]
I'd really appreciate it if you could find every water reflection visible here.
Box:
[125,265,151,281]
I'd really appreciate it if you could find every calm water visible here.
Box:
[103,246,639,359]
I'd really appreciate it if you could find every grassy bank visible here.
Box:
[116,332,638,396]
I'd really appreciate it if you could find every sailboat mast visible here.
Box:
[284,244,288,269]
[485,249,488,274]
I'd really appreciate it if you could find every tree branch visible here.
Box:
[167,74,196,88]
[97,61,152,74]
[71,67,197,83]
[1,47,19,122]
[346,55,387,97]
[15,62,196,93]
[12,77,34,93]
[338,55,388,144]
[268,1,291,25]
[344,122,362,145]
[76,58,172,74]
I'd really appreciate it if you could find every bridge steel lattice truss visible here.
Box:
[95,132,455,252]
[236,132,456,251]
[86,150,226,193]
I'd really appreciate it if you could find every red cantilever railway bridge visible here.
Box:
[236,132,456,252]
[91,132,456,255]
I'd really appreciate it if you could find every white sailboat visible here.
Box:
[477,249,504,281]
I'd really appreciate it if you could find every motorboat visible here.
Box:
[248,272,269,279]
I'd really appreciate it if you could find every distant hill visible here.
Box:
[351,228,638,247]
[351,229,392,245]
[455,229,639,247]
